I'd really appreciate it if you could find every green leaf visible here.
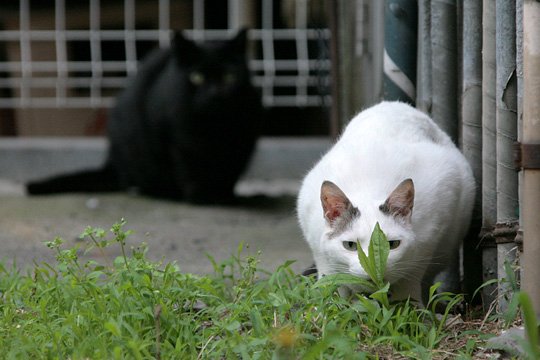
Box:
[357,241,375,281]
[368,222,389,287]
[225,320,241,331]
[104,321,121,337]
[369,282,390,307]
[518,291,540,358]
[313,273,377,292]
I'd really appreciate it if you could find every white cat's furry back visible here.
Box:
[297,101,475,303]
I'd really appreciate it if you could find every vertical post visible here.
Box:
[158,0,170,48]
[89,0,103,107]
[430,0,459,293]
[55,0,68,106]
[19,0,32,107]
[430,0,458,142]
[461,0,483,302]
[383,0,417,105]
[481,0,498,308]
[495,0,518,312]
[515,0,524,284]
[327,0,340,138]
[521,0,540,320]
[416,0,431,113]
[336,0,366,126]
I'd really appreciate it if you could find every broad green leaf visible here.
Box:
[369,282,391,307]
[357,240,375,281]
[368,222,389,287]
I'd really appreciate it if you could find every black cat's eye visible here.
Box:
[223,72,237,85]
[389,240,401,250]
[342,241,358,251]
[189,72,205,85]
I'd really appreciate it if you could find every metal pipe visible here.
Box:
[521,0,540,319]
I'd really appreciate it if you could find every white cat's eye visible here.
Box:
[342,241,358,251]
[389,240,401,250]
[189,71,205,85]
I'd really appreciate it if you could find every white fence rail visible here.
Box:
[0,0,331,109]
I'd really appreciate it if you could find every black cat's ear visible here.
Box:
[229,28,248,53]
[173,31,199,65]
[321,181,355,225]
[380,179,415,220]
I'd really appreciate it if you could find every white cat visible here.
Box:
[297,101,475,304]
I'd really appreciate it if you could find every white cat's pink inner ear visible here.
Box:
[320,181,351,223]
[381,178,415,218]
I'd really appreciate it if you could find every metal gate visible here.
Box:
[0,0,330,133]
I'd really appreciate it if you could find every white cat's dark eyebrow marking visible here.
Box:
[328,206,360,239]
[379,202,390,214]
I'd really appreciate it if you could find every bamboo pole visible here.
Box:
[521,0,540,319]
[495,0,519,312]
[481,0,498,308]
[515,0,524,284]
[416,0,431,113]
[430,0,458,142]
[461,0,483,301]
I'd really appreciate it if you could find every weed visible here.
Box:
[0,220,512,358]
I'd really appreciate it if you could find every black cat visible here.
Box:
[27,29,263,204]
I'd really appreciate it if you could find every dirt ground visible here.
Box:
[0,183,313,274]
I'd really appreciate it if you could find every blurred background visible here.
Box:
[0,0,336,137]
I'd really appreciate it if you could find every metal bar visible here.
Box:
[158,0,170,48]
[0,59,331,73]
[0,95,330,109]
[89,0,103,107]
[193,0,205,41]
[0,29,331,42]
[295,0,309,106]
[55,0,68,106]
[19,0,32,107]
[228,0,241,29]
[124,0,138,75]
[261,0,275,103]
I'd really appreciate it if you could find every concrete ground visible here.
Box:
[0,137,331,274]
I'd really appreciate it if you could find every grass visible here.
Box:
[0,219,535,359]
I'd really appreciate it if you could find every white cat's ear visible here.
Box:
[380,179,415,219]
[320,181,353,224]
